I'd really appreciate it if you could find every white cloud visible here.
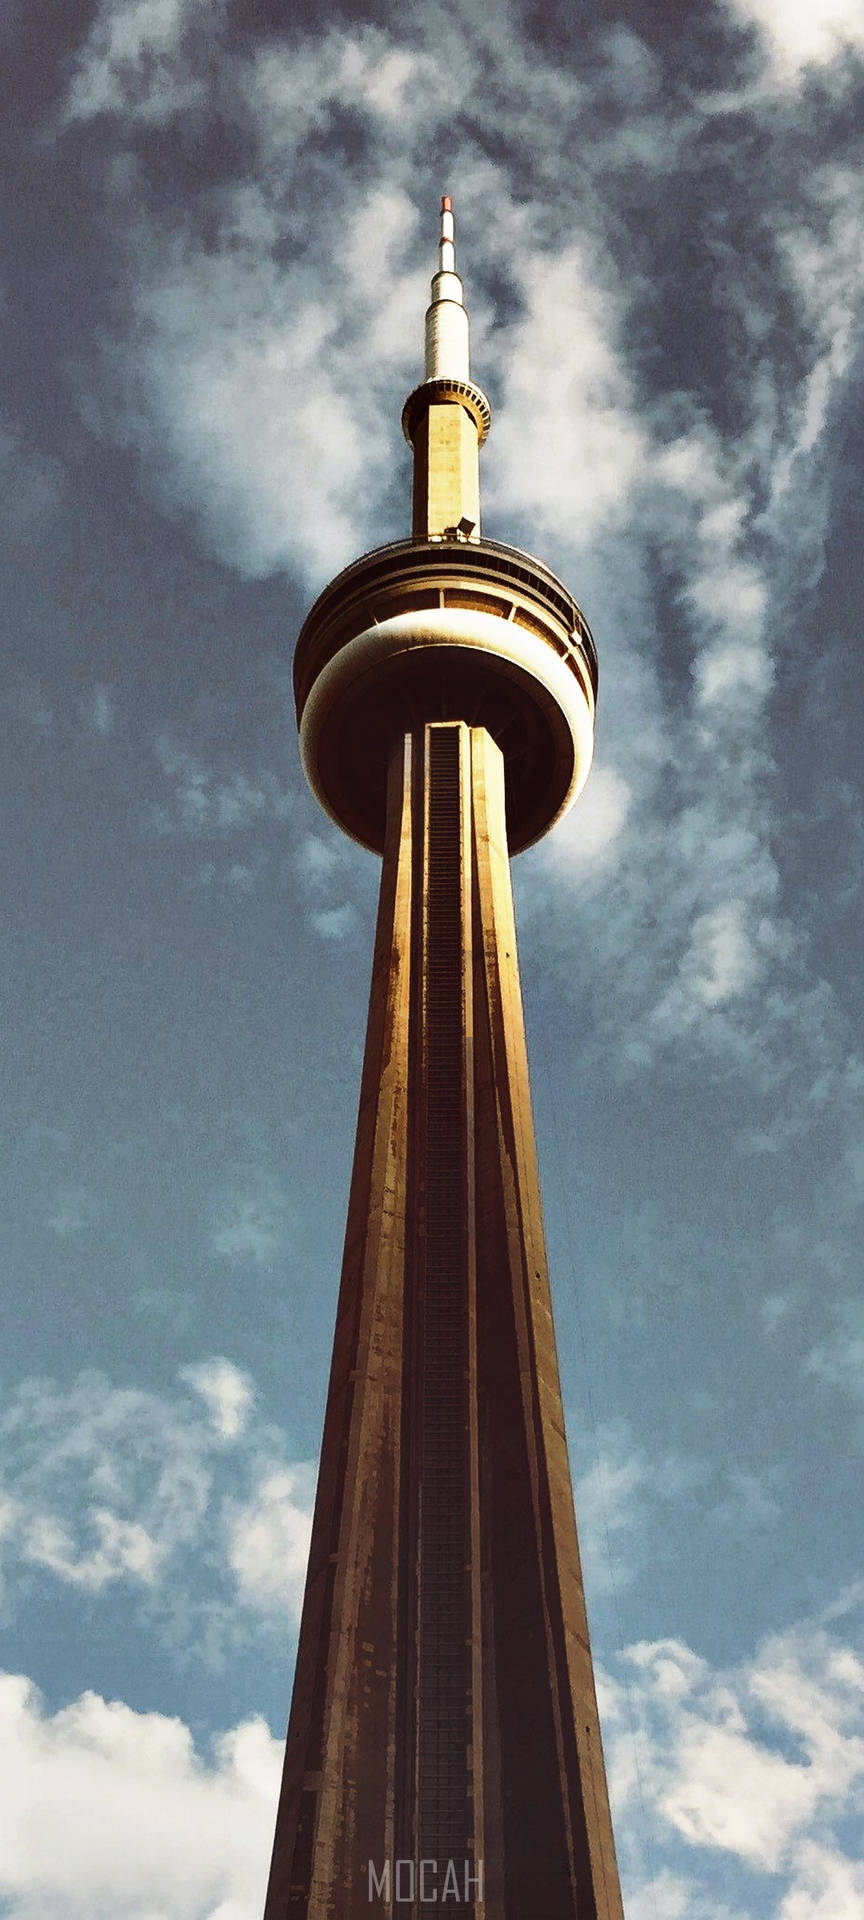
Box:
[575,1444,646,1596]
[0,1366,315,1641]
[543,765,631,873]
[136,259,371,580]
[64,0,221,126]
[663,1715,818,1868]
[0,1672,279,1919]
[295,832,344,889]
[607,1620,864,1905]
[696,639,773,707]
[678,900,761,1009]
[618,1870,748,1920]
[489,246,647,548]
[1,1374,210,1598]
[331,34,439,126]
[0,419,64,542]
[769,175,860,512]
[86,684,115,736]
[22,1508,164,1592]
[308,903,359,942]
[293,831,364,940]
[778,1840,864,1919]
[725,0,864,86]
[87,163,425,583]
[181,1360,255,1441]
[226,1467,315,1617]
[244,27,470,155]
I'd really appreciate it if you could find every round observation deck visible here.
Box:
[294,537,598,855]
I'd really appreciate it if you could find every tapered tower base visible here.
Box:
[264,723,622,1919]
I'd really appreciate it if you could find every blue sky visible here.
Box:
[1,0,863,1914]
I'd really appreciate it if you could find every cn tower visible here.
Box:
[264,199,624,1919]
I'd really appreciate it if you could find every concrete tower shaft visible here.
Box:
[264,725,624,1919]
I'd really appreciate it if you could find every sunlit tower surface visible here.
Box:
[264,200,624,1920]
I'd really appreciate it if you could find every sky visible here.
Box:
[1,0,863,1914]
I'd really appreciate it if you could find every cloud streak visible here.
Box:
[0,1365,314,1648]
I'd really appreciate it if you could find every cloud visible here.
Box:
[153,737,292,837]
[64,0,224,126]
[488,243,647,546]
[649,899,764,1032]
[1,1373,209,1597]
[805,1299,864,1400]
[724,0,864,86]
[0,419,64,545]
[0,1366,315,1647]
[616,1869,748,1920]
[84,171,423,582]
[226,1467,315,1618]
[572,1425,777,1599]
[22,1509,164,1592]
[243,25,478,166]
[181,1360,255,1441]
[47,1181,105,1241]
[490,205,854,1098]
[209,1172,292,1269]
[293,829,366,939]
[543,765,632,873]
[295,833,344,889]
[605,1617,864,1910]
[0,1672,279,1919]
[778,1840,864,1919]
[84,684,115,736]
[308,903,360,942]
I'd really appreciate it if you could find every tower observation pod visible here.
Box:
[264,202,623,1919]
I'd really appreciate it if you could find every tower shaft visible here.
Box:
[410,401,480,541]
[264,722,623,1918]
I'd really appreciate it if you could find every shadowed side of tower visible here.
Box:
[264,202,623,1919]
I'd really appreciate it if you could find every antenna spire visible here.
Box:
[425,194,468,381]
[401,197,491,543]
[439,193,456,276]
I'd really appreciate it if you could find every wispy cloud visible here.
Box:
[294,830,368,942]
[63,0,226,126]
[208,1170,292,1270]
[47,1182,106,1242]
[805,1299,864,1402]
[152,736,293,837]
[83,684,115,737]
[0,1365,314,1650]
[180,1358,255,1441]
[573,1423,779,1598]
